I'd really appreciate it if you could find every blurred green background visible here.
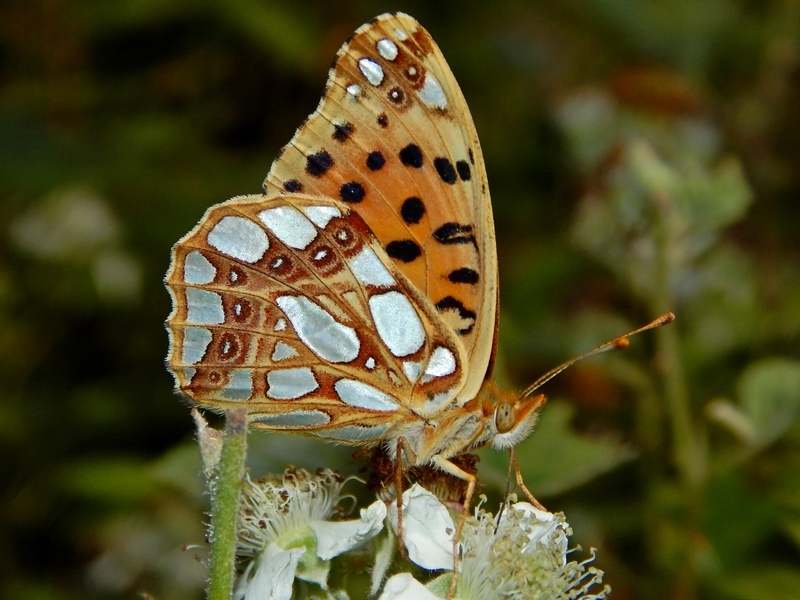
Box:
[3,0,800,598]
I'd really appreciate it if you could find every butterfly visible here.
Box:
[166,9,541,482]
[164,11,672,594]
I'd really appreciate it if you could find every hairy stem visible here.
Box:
[207,408,248,600]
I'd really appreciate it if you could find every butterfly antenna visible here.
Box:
[520,312,675,399]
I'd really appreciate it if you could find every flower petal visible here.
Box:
[310,499,387,560]
[389,484,454,570]
[242,542,305,600]
[378,573,440,600]
[371,530,395,596]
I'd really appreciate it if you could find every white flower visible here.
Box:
[388,484,455,571]
[453,498,609,600]
[234,543,305,600]
[229,471,608,600]
[234,468,385,600]
[311,496,386,560]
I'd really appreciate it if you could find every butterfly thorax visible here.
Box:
[387,400,489,467]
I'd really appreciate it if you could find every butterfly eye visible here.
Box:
[494,403,517,434]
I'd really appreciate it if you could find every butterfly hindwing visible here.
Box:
[165,194,468,440]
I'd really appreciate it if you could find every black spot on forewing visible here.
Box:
[456,160,471,181]
[366,151,386,171]
[340,182,366,203]
[401,197,425,224]
[434,157,457,184]
[399,144,423,168]
[377,113,389,128]
[306,150,334,177]
[386,239,422,262]
[433,222,477,248]
[447,268,479,284]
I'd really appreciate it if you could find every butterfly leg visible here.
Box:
[510,446,546,511]
[394,437,411,559]
[431,455,477,600]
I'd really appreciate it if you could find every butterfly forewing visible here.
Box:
[166,194,468,440]
[264,13,498,401]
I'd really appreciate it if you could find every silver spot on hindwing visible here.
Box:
[346,83,362,98]
[321,423,391,442]
[258,206,318,250]
[368,291,425,357]
[349,247,395,287]
[272,341,299,362]
[276,295,360,363]
[334,379,400,411]
[303,205,342,228]
[183,251,216,284]
[422,346,457,382]
[181,327,212,364]
[185,288,224,324]
[266,367,319,399]
[253,411,331,427]
[207,216,269,263]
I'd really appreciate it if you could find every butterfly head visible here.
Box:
[479,381,547,450]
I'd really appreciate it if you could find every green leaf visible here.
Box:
[736,358,800,447]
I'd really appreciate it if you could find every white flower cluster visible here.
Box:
[232,468,609,600]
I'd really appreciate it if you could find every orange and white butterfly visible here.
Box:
[166,11,545,496]
[166,18,555,587]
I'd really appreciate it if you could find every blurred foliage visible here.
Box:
[2,0,800,598]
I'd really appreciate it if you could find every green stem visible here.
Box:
[650,190,705,487]
[658,322,701,484]
[650,189,706,600]
[207,408,248,600]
